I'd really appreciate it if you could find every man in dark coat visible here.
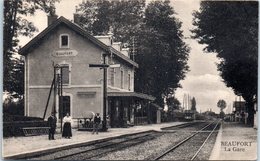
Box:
[48,112,57,140]
[93,113,101,134]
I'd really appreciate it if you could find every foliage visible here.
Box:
[75,0,189,106]
[192,1,258,125]
[203,111,217,116]
[4,0,59,99]
[136,1,190,105]
[167,96,181,110]
[75,0,145,43]
[191,97,196,111]
[217,99,226,111]
[219,111,225,119]
[3,119,47,137]
[3,98,24,116]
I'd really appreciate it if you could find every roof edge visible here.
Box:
[19,16,138,68]
[108,91,155,101]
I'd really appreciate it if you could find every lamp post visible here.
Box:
[54,64,65,132]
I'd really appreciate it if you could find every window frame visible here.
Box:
[59,34,70,48]
[59,64,71,86]
[128,73,131,91]
[110,68,115,87]
[120,67,124,89]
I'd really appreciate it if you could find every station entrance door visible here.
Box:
[59,96,70,118]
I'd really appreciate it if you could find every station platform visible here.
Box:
[209,121,257,160]
[3,122,186,158]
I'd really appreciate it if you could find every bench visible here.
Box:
[22,127,50,136]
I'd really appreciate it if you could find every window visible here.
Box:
[61,65,70,84]
[60,34,69,48]
[128,73,131,91]
[120,69,124,89]
[110,68,115,86]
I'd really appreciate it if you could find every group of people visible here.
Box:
[47,112,101,140]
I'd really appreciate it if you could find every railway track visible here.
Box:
[27,131,162,160]
[150,120,220,160]
[20,121,220,160]
[161,122,199,130]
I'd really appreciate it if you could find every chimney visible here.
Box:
[74,14,81,25]
[48,14,58,26]
[48,6,58,26]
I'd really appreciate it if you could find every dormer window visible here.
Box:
[60,34,69,48]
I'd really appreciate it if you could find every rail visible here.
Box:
[153,121,218,160]
[190,120,220,160]
[53,132,158,160]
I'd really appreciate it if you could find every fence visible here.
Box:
[3,121,49,137]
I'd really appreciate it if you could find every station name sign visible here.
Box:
[52,50,78,57]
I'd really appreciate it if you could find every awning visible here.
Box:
[151,103,163,110]
[107,92,155,101]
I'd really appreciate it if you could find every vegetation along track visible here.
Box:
[26,131,162,160]
[150,120,220,160]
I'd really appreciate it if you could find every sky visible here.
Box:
[171,0,237,113]
[19,0,237,113]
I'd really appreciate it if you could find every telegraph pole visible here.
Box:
[102,53,108,131]
[131,36,137,61]
[54,64,65,132]
[89,53,110,131]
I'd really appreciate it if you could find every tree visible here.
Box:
[217,99,226,111]
[217,99,226,119]
[191,97,196,112]
[4,0,59,99]
[75,0,189,106]
[192,1,258,125]
[135,0,189,105]
[167,96,181,110]
[75,0,145,43]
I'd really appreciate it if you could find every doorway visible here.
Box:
[59,96,70,119]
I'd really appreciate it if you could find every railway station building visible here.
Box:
[20,15,156,128]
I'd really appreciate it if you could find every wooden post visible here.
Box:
[102,53,108,131]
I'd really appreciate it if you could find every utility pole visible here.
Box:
[53,65,57,115]
[183,94,185,111]
[54,64,65,133]
[131,36,136,61]
[187,94,189,110]
[89,52,110,131]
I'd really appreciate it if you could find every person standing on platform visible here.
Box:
[48,112,57,140]
[93,113,101,134]
[62,113,72,139]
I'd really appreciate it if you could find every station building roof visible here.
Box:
[108,92,155,101]
[19,16,138,68]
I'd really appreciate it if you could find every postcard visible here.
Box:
[2,0,257,160]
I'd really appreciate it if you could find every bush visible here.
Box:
[195,113,207,120]
[219,111,225,118]
[3,99,24,116]
[3,114,48,137]
[3,121,49,137]
[3,114,43,122]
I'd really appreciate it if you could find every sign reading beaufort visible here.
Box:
[52,50,78,57]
